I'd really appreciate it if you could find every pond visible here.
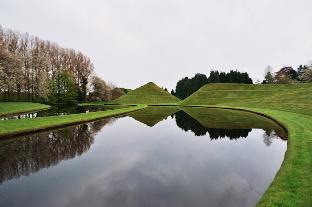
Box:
[0,107,287,207]
[0,105,125,120]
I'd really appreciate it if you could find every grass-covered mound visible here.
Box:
[0,102,50,117]
[182,83,312,115]
[129,106,179,127]
[181,83,312,206]
[114,82,180,105]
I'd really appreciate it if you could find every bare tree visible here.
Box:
[299,65,312,82]
[89,75,111,101]
[111,88,125,99]
[0,24,95,102]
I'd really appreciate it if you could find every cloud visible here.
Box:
[1,0,312,89]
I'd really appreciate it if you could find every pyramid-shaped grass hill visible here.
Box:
[114,82,180,105]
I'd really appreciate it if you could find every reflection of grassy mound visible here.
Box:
[175,110,253,138]
[129,106,179,127]
[181,83,312,206]
[182,107,287,138]
[115,82,180,105]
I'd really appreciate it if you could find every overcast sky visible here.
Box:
[1,0,312,89]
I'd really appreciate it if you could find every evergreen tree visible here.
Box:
[264,71,275,84]
[174,70,253,99]
[207,71,220,83]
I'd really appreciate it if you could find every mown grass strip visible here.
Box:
[0,102,50,117]
[0,105,146,138]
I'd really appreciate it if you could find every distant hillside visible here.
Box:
[114,82,180,105]
[181,83,312,116]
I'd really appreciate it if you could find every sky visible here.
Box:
[1,0,312,90]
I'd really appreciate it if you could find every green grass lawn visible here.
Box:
[0,105,146,138]
[0,102,50,116]
[182,83,312,206]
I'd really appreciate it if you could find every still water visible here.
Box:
[0,105,124,120]
[0,107,287,207]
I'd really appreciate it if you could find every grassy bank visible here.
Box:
[0,105,146,138]
[182,83,312,116]
[0,102,50,116]
[182,83,312,206]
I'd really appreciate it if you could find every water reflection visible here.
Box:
[180,107,287,140]
[175,110,252,139]
[0,118,114,184]
[0,105,124,120]
[128,106,179,127]
[0,107,287,207]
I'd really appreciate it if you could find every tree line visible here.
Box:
[262,64,312,84]
[172,70,253,99]
[0,25,124,104]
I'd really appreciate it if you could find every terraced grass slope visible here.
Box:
[182,83,312,206]
[115,82,180,105]
[182,83,312,116]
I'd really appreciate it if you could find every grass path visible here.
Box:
[0,105,146,138]
[252,109,312,207]
[0,102,50,116]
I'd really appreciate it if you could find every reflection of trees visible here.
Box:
[263,130,279,146]
[0,118,113,184]
[175,111,208,136]
[208,128,251,140]
[175,111,251,139]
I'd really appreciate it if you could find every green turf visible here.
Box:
[181,83,312,206]
[0,105,146,138]
[129,106,179,127]
[0,102,50,116]
[114,82,180,105]
[182,83,312,116]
